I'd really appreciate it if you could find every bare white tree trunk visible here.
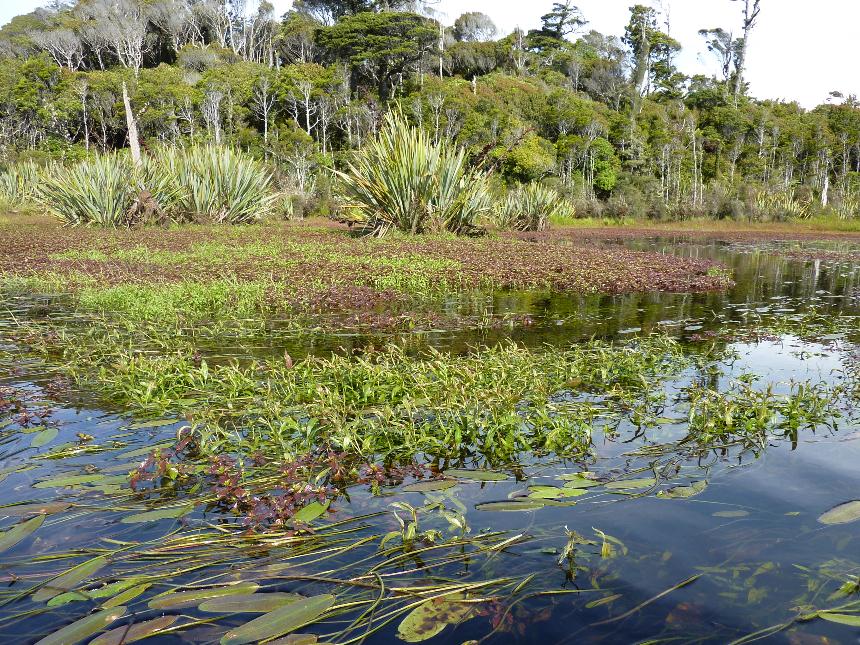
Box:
[122,81,141,166]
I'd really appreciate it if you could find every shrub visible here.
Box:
[38,155,138,227]
[165,146,276,224]
[335,111,492,236]
[0,161,43,208]
[495,183,574,231]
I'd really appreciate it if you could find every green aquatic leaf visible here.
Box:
[34,606,125,645]
[402,479,456,493]
[0,502,70,517]
[713,510,750,518]
[657,481,708,499]
[818,612,860,626]
[818,501,860,525]
[443,469,507,482]
[33,474,105,489]
[528,486,587,500]
[149,583,260,610]
[103,583,151,609]
[586,594,622,609]
[199,593,302,613]
[31,427,58,448]
[89,615,178,645]
[604,477,657,491]
[121,505,193,524]
[47,578,146,607]
[291,501,330,524]
[560,476,600,489]
[220,593,335,645]
[397,593,476,642]
[33,555,109,602]
[0,514,44,553]
[475,500,545,512]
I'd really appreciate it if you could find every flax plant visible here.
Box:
[335,111,492,236]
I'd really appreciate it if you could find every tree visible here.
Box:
[452,12,497,42]
[538,2,587,40]
[316,12,437,101]
[78,0,149,76]
[623,5,680,111]
[698,28,741,85]
[732,0,761,102]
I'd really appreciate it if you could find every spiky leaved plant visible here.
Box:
[168,146,275,224]
[38,155,137,227]
[0,161,44,207]
[495,183,575,232]
[335,111,492,236]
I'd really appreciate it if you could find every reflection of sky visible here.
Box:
[727,337,845,388]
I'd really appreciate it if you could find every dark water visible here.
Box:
[1,237,859,644]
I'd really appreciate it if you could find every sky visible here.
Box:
[2,0,857,108]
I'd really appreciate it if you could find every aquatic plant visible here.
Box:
[335,111,492,236]
[495,183,575,232]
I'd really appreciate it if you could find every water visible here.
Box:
[1,237,859,644]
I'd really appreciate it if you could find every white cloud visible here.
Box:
[3,0,856,108]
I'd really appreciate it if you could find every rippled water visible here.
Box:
[1,237,860,644]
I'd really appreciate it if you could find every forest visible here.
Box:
[1,0,859,225]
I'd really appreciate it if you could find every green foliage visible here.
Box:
[335,111,492,236]
[0,161,42,207]
[495,183,575,231]
[499,133,557,183]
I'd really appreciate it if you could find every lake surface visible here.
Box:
[1,236,859,644]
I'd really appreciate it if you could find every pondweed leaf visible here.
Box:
[475,500,545,512]
[818,501,860,525]
[34,606,125,645]
[47,578,146,607]
[443,469,507,482]
[33,555,109,602]
[33,474,105,489]
[528,486,587,500]
[586,594,622,609]
[402,479,456,493]
[31,427,58,448]
[89,615,177,645]
[149,583,260,610]
[220,593,335,645]
[291,501,329,524]
[713,510,750,518]
[103,583,151,609]
[121,505,193,524]
[604,478,656,491]
[560,475,600,489]
[658,481,708,499]
[818,612,860,626]
[0,514,44,553]
[0,502,70,517]
[199,593,302,613]
[397,593,476,642]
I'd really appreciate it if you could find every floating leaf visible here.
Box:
[31,427,58,448]
[713,510,750,518]
[528,486,587,500]
[89,615,178,645]
[0,502,70,517]
[560,476,600,489]
[121,505,193,524]
[149,583,260,610]
[0,514,44,554]
[586,594,622,609]
[220,593,335,645]
[475,500,545,512]
[33,556,109,602]
[443,469,507,482]
[48,578,146,607]
[402,480,456,493]
[818,612,860,626]
[292,501,330,524]
[103,583,151,609]
[267,636,318,645]
[605,478,656,491]
[658,481,708,499]
[397,593,476,642]
[34,606,125,645]
[818,501,860,525]
[199,593,302,614]
[33,474,105,489]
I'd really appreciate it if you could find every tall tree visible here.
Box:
[452,12,497,42]
[732,0,761,103]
